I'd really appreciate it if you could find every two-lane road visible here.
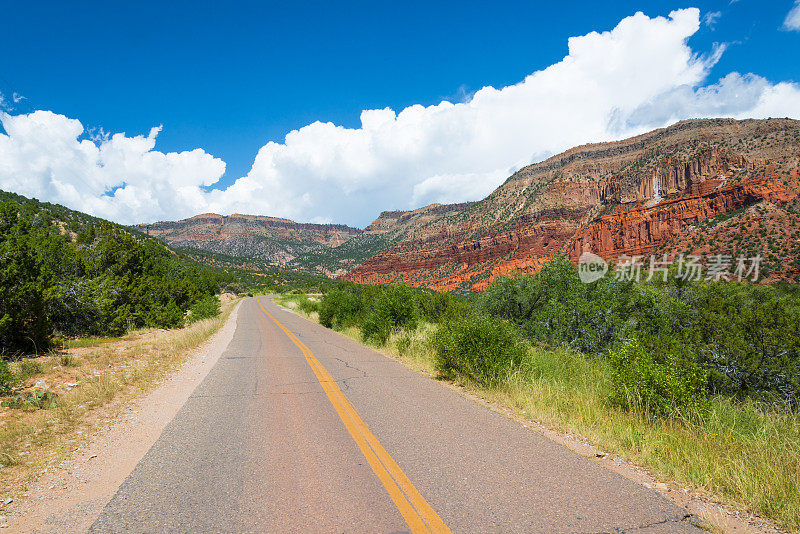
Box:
[89,297,700,533]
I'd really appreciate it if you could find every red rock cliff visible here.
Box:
[345,118,800,290]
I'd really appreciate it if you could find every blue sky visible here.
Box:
[1,1,799,225]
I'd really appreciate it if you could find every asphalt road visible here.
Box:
[89,297,701,533]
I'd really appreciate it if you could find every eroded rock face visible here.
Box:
[572,167,799,261]
[345,118,800,289]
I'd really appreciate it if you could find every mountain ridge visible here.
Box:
[130,118,800,289]
[134,212,362,275]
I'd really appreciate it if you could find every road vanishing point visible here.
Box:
[88,297,701,533]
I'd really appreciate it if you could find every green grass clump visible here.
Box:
[0,361,19,394]
[1,391,58,411]
[17,360,44,380]
[65,336,120,348]
[59,353,79,367]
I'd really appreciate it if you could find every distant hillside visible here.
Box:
[291,202,475,274]
[135,213,363,277]
[0,189,149,241]
[137,204,475,277]
[344,118,800,290]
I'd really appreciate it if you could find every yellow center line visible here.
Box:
[258,299,451,534]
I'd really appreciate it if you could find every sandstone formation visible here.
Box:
[345,118,800,289]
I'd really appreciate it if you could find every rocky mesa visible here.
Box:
[135,213,362,275]
[344,118,800,290]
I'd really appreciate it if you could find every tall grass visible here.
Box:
[64,336,123,349]
[497,348,800,530]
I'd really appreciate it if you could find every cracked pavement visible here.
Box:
[88,297,703,533]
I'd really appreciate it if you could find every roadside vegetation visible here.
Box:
[0,195,232,355]
[281,259,800,531]
[0,191,251,505]
[244,274,340,296]
[0,297,239,504]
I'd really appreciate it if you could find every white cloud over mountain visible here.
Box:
[0,110,226,223]
[1,8,799,227]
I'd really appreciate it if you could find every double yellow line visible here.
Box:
[258,299,451,534]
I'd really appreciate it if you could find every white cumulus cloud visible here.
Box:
[1,7,800,227]
[784,1,800,30]
[0,110,226,223]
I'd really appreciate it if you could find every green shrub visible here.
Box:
[0,360,19,394]
[417,291,470,323]
[480,257,631,356]
[362,310,393,345]
[480,257,800,407]
[146,300,185,328]
[0,201,55,352]
[359,285,421,346]
[376,285,419,331]
[298,297,319,314]
[608,339,707,417]
[60,353,78,367]
[432,314,526,387]
[687,283,800,407]
[319,288,366,329]
[187,295,221,324]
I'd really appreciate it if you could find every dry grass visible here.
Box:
[0,298,239,505]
